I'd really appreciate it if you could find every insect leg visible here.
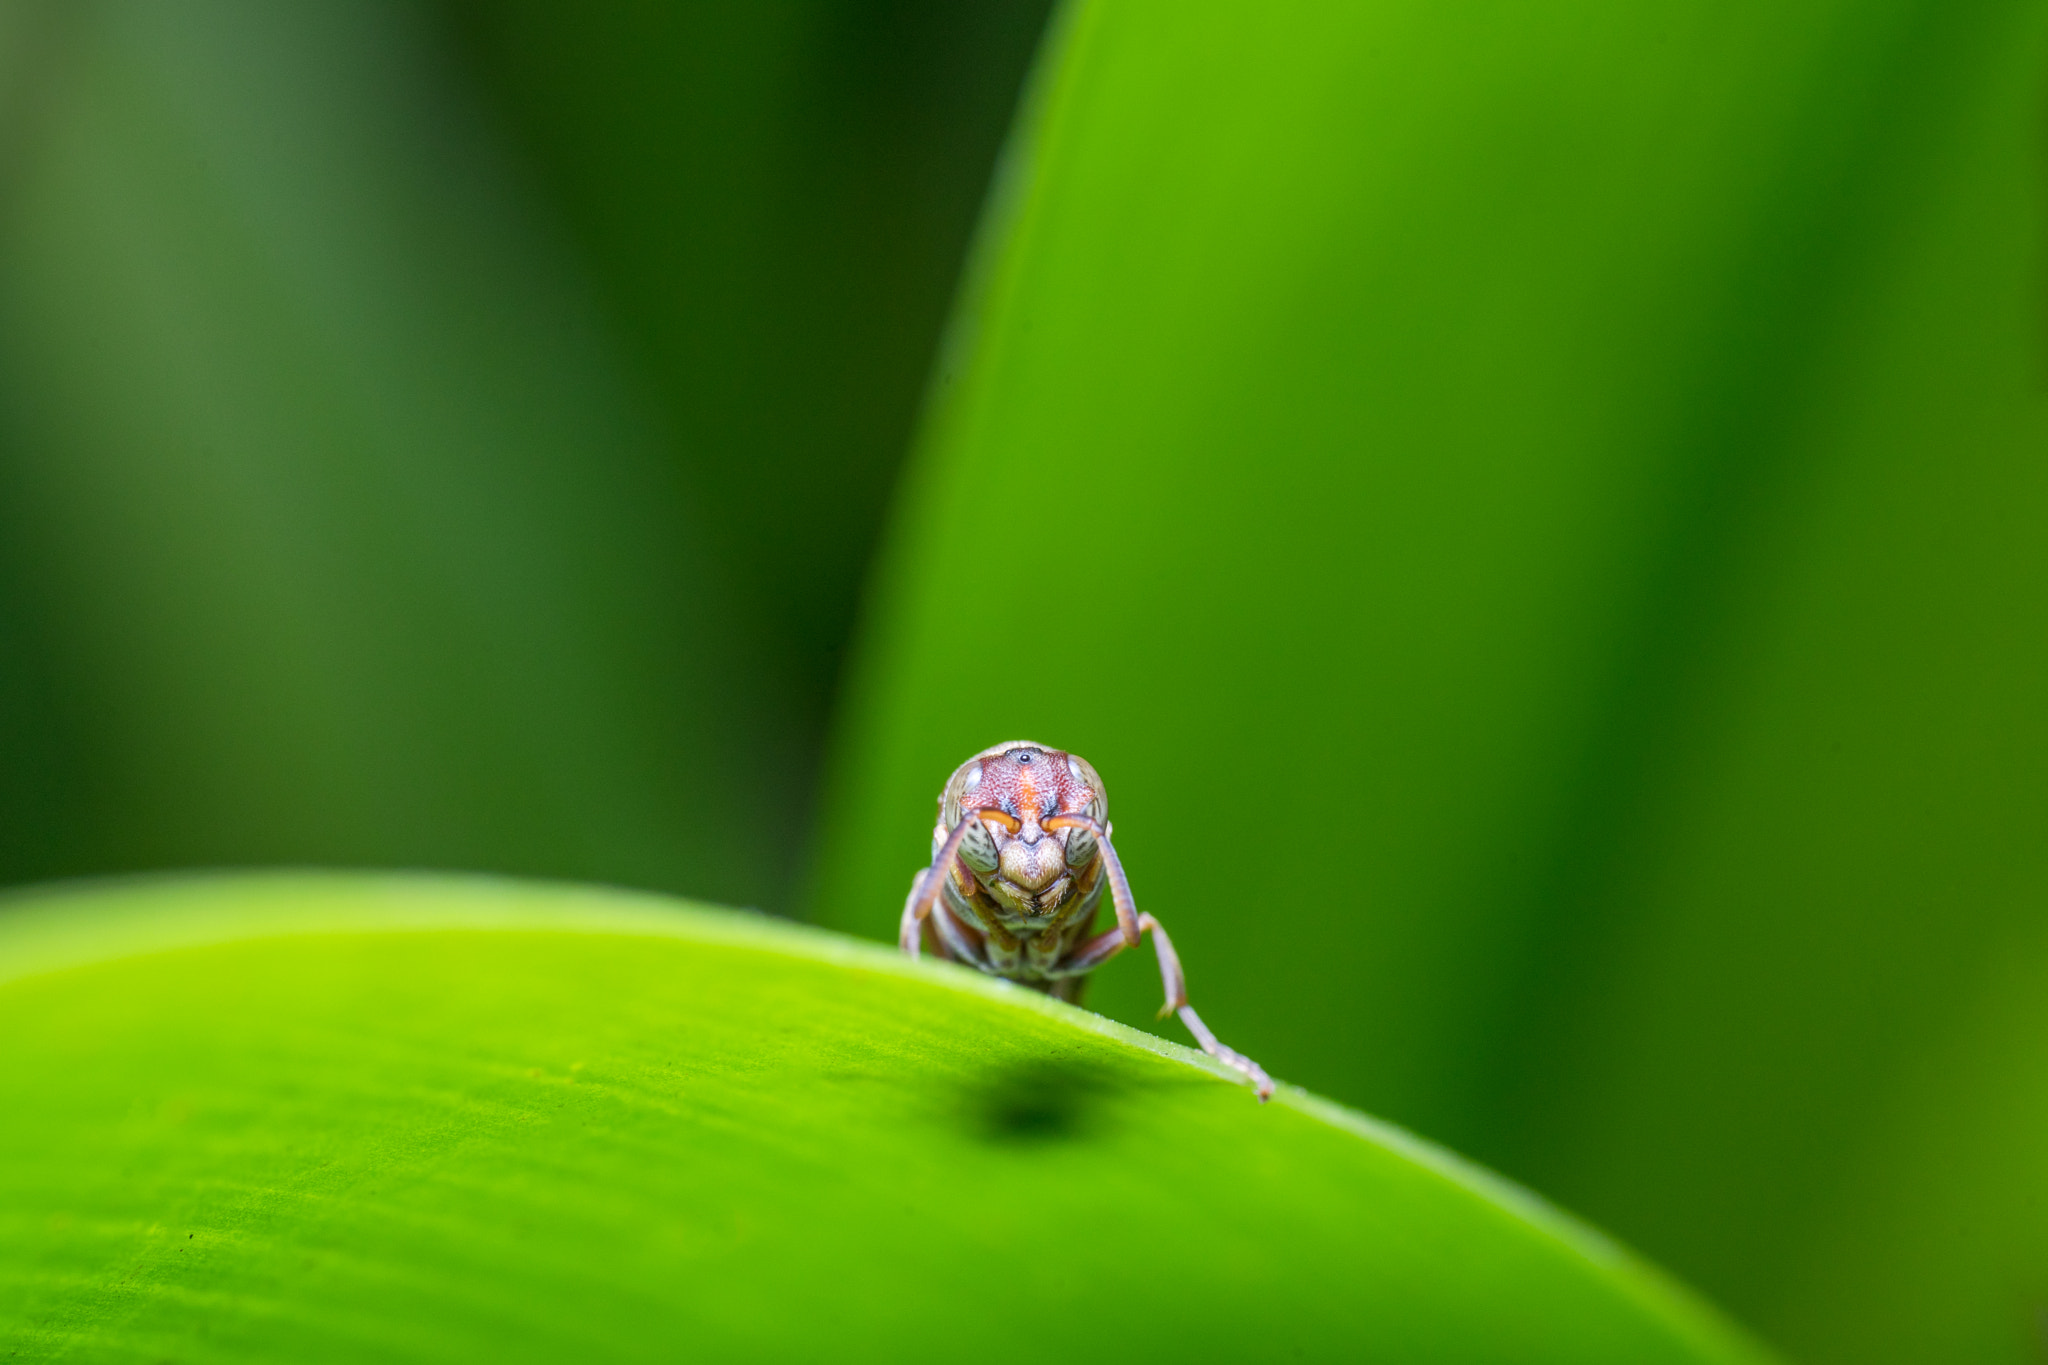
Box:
[1139,912,1274,1100]
[1048,912,1275,1101]
[1172,1001,1275,1103]
[928,894,987,968]
[1047,924,1131,975]
[898,870,933,956]
[1042,813,1139,947]
[900,810,1016,957]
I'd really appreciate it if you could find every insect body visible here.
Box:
[900,741,1274,1100]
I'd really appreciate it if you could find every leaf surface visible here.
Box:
[0,873,1759,1364]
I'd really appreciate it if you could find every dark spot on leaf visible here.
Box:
[958,1056,1120,1145]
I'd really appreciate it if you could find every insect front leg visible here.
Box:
[901,819,976,954]
[1140,914,1275,1101]
[899,869,933,955]
[929,878,989,968]
[901,809,1014,958]
[1051,913,1275,1102]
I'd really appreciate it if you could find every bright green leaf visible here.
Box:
[1481,5,2048,1359]
[812,1,2048,1357]
[813,0,1971,1132]
[0,874,1761,1364]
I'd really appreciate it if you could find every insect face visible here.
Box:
[939,742,1106,915]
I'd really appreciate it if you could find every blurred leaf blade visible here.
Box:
[815,0,2048,1359]
[818,0,1930,1140]
[0,872,1766,1364]
[443,0,1054,731]
[1489,1,2048,1357]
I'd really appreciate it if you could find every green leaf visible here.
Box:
[443,0,1053,726]
[813,0,1969,1129]
[811,1,2048,1357]
[1472,6,2048,1359]
[0,873,1760,1364]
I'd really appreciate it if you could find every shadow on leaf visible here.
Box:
[954,1054,1137,1146]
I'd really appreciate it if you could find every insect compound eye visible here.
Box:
[1063,820,1098,871]
[1066,755,1085,781]
[958,817,1000,876]
[961,763,983,792]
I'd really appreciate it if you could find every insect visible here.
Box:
[900,741,1274,1100]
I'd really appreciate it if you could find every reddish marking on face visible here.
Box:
[1018,764,1045,818]
[970,745,1091,822]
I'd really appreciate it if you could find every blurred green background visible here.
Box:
[2,1,2045,1362]
[0,0,1046,909]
